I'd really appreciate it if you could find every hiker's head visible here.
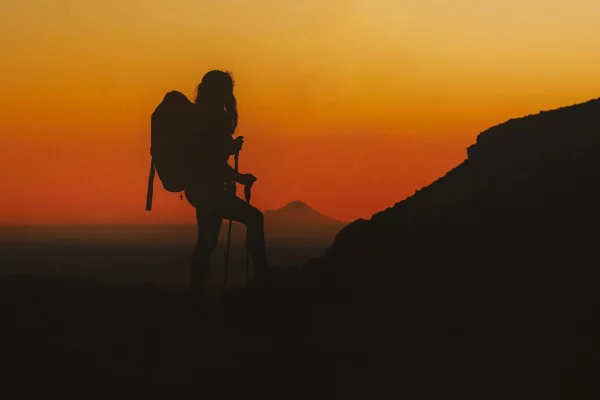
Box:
[195,70,238,132]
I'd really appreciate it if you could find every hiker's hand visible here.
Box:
[238,173,257,186]
[231,136,244,154]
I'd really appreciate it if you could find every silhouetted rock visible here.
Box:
[306,97,600,398]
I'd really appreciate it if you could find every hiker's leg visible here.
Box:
[191,209,222,294]
[221,196,268,271]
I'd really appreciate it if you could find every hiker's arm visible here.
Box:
[222,164,242,182]
[223,164,255,185]
[213,115,240,155]
[220,134,243,156]
[229,136,244,155]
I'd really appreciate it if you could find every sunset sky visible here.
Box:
[1,0,599,224]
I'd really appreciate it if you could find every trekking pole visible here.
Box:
[244,184,252,284]
[223,152,239,292]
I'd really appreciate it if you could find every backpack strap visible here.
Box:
[146,159,156,211]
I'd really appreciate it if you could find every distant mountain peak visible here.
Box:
[264,201,345,225]
[279,201,313,212]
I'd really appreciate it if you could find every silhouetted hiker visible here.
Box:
[185,71,268,297]
[146,71,269,298]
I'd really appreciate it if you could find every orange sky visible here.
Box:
[1,0,600,224]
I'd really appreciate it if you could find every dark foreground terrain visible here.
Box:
[0,241,328,292]
[2,98,600,399]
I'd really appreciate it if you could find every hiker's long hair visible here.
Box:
[195,70,238,134]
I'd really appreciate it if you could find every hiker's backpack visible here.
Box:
[146,91,197,211]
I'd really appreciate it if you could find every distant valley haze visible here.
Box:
[0,201,346,247]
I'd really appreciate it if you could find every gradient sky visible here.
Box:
[1,0,599,224]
